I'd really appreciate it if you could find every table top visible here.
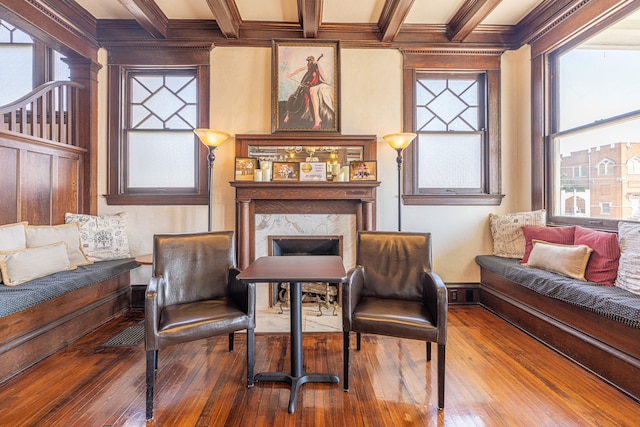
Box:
[134,254,153,265]
[237,255,347,283]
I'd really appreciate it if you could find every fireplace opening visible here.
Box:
[268,235,343,315]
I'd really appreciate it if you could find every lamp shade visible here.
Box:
[194,129,230,147]
[383,133,417,150]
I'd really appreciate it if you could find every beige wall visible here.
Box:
[96,45,533,286]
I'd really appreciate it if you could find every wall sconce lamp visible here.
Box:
[383,132,417,231]
[194,129,231,232]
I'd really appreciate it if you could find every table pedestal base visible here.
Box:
[254,372,339,413]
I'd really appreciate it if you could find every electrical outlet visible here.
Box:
[450,290,458,302]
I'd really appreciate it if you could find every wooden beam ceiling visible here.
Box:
[117,0,168,39]
[379,0,415,42]
[298,0,322,38]
[448,0,503,42]
[205,0,241,38]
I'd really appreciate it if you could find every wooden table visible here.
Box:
[237,255,347,413]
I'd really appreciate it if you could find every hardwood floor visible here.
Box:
[0,306,638,426]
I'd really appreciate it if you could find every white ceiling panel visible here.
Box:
[323,0,385,23]
[155,0,213,19]
[405,0,466,24]
[74,0,131,19]
[236,0,298,22]
[482,0,543,25]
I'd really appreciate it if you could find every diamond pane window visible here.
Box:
[414,73,486,193]
[124,69,198,191]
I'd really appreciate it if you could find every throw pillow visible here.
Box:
[489,209,546,258]
[26,223,92,266]
[527,240,593,281]
[615,221,640,295]
[0,222,28,251]
[0,242,76,286]
[573,226,620,286]
[521,225,575,264]
[64,212,131,262]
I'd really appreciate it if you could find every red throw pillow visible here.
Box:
[573,226,620,286]
[521,226,575,264]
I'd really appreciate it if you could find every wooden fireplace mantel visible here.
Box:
[230,180,380,269]
[232,133,380,269]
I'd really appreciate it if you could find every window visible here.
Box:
[415,74,484,190]
[105,46,211,205]
[402,54,503,205]
[573,164,589,178]
[628,156,640,174]
[0,21,33,105]
[597,159,615,176]
[548,10,640,225]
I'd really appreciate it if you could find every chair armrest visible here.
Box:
[145,276,164,351]
[229,268,255,319]
[342,266,364,331]
[423,271,448,345]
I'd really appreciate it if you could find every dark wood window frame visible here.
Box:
[530,1,640,231]
[105,43,213,206]
[401,51,504,205]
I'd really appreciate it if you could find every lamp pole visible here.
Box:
[206,146,216,232]
[395,148,403,232]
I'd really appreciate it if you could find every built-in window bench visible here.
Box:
[0,259,139,384]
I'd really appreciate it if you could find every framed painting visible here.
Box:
[272,162,300,181]
[272,39,340,133]
[349,161,377,181]
[235,157,258,181]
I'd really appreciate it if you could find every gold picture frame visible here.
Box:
[272,162,300,181]
[272,39,340,133]
[349,161,377,181]
[235,157,258,181]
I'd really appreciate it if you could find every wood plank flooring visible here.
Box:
[0,306,638,426]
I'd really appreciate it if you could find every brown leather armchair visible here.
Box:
[145,231,255,420]
[342,231,447,409]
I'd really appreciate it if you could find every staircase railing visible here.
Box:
[0,81,84,146]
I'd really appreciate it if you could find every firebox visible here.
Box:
[268,235,343,315]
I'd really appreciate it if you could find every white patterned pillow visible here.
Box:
[64,212,131,261]
[489,209,546,258]
[615,221,640,295]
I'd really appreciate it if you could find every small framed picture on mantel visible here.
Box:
[272,162,300,181]
[299,162,327,181]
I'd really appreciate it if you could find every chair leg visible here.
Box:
[247,329,255,387]
[356,332,362,351]
[146,350,156,420]
[343,331,350,391]
[426,341,432,361]
[229,332,234,351]
[437,344,445,410]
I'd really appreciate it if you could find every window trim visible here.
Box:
[104,44,212,206]
[401,51,504,206]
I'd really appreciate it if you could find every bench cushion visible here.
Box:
[476,255,640,329]
[0,258,138,317]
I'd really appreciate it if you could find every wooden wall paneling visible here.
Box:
[22,151,53,225]
[0,145,19,224]
[54,156,79,225]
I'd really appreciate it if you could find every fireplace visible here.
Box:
[268,236,342,313]
[230,133,380,314]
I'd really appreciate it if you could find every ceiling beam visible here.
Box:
[117,0,168,39]
[298,0,322,38]
[448,0,502,42]
[205,0,241,39]
[379,0,415,42]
